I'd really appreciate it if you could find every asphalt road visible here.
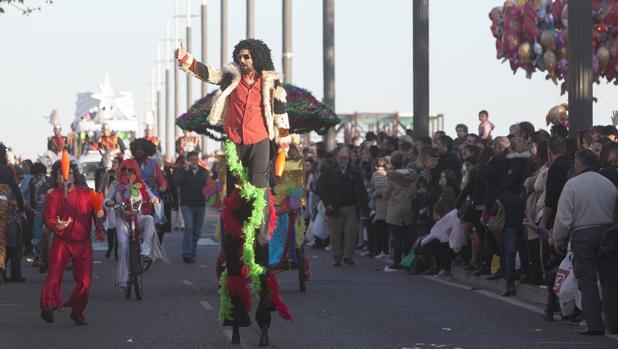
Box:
[1,208,617,349]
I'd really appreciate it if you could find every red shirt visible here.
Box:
[44,187,96,242]
[224,75,269,144]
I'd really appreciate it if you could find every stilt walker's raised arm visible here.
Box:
[176,47,223,85]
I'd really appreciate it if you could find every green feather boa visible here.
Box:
[219,140,268,322]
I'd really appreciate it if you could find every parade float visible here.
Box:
[489,0,618,126]
[177,83,340,321]
[71,74,139,187]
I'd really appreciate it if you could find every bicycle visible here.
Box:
[110,199,146,300]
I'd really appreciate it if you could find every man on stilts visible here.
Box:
[40,159,104,325]
[177,38,292,346]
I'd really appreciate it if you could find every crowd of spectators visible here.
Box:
[303,111,618,335]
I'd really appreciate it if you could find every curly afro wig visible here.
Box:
[130,138,157,158]
[0,143,7,166]
[232,39,275,73]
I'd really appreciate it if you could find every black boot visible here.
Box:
[41,307,54,323]
[231,325,240,344]
[259,328,269,347]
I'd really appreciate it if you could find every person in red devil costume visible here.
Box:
[47,125,68,156]
[40,160,104,326]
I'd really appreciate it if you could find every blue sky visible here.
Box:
[2,0,618,159]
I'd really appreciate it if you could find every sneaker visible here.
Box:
[70,312,88,326]
[324,245,331,251]
[438,269,451,277]
[486,273,504,281]
[374,252,386,260]
[384,265,398,272]
[360,251,371,257]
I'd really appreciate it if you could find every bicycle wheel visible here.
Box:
[130,244,143,301]
[125,280,132,299]
[133,269,142,300]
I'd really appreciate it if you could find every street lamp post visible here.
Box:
[187,0,193,125]
[282,0,292,84]
[323,0,336,151]
[567,0,593,138]
[221,0,228,66]
[246,0,254,39]
[412,0,429,138]
[201,0,208,155]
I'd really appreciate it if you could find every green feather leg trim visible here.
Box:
[223,140,266,296]
[218,269,233,323]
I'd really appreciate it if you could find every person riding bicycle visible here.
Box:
[105,159,165,289]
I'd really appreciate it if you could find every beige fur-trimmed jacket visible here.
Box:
[178,53,290,144]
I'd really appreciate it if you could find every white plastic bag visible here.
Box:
[553,251,581,316]
[422,209,457,247]
[448,217,466,253]
[308,201,329,240]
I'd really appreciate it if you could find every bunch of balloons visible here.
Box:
[490,0,618,94]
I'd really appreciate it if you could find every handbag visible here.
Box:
[486,200,505,241]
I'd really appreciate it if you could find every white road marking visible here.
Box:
[200,300,213,311]
[422,275,473,291]
[182,279,193,286]
[535,342,604,346]
[474,289,545,315]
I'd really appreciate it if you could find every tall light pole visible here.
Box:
[412,0,429,138]
[282,0,292,84]
[567,0,593,138]
[221,0,228,66]
[186,0,193,119]
[174,0,182,155]
[323,0,336,151]
[165,18,175,162]
[156,43,164,144]
[246,0,254,39]
[201,0,209,155]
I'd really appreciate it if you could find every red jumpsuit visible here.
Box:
[40,187,96,317]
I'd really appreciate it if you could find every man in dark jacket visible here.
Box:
[174,151,209,263]
[318,147,368,266]
[541,136,571,230]
[433,135,462,184]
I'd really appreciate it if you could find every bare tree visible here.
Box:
[0,0,53,15]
